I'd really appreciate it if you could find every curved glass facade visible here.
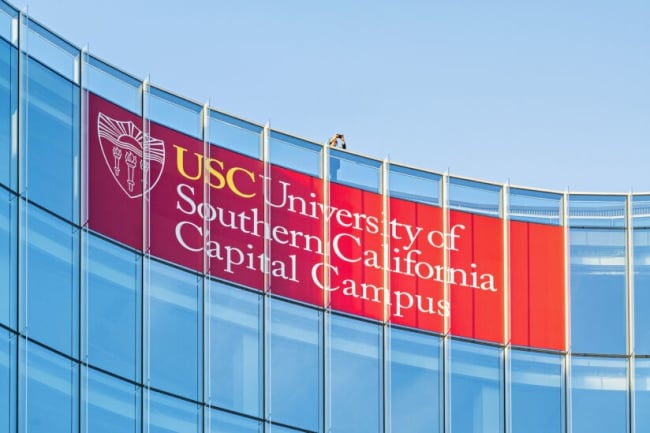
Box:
[0,2,648,433]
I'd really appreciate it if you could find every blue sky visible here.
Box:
[13,0,650,193]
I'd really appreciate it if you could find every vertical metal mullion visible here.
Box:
[441,172,449,433]
[563,191,571,433]
[14,10,23,433]
[140,78,148,433]
[381,158,389,433]
[626,193,635,433]
[76,47,85,433]
[261,123,270,433]
[502,183,510,433]
[322,141,330,433]
[201,102,209,433]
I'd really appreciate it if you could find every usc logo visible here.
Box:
[174,144,256,198]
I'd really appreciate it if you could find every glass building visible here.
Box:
[0,1,648,432]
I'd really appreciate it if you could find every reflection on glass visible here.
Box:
[330,149,381,193]
[634,358,650,432]
[0,329,16,433]
[388,327,442,433]
[210,409,262,433]
[22,342,78,433]
[449,340,503,433]
[508,188,562,225]
[269,299,321,431]
[148,390,200,433]
[448,177,501,217]
[633,196,650,354]
[23,203,79,356]
[509,350,563,433]
[329,314,381,433]
[389,164,441,205]
[84,367,140,433]
[209,281,261,416]
[85,234,141,380]
[24,56,80,221]
[0,189,16,329]
[148,260,201,400]
[85,55,141,115]
[269,131,321,177]
[570,356,628,433]
[0,38,17,190]
[23,20,78,82]
[569,227,626,354]
[209,111,262,159]
[148,87,202,139]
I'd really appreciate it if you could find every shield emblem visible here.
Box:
[97,112,165,198]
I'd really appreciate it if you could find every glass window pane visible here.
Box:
[148,260,201,400]
[85,55,141,114]
[24,56,80,221]
[0,39,17,190]
[0,329,17,433]
[569,228,626,354]
[634,358,650,432]
[148,390,200,433]
[85,234,141,380]
[570,356,628,433]
[0,189,17,329]
[269,131,321,177]
[148,87,201,139]
[209,111,262,159]
[209,281,261,416]
[509,350,564,433]
[210,409,262,433]
[508,188,562,225]
[22,343,79,433]
[84,367,140,433]
[269,299,321,431]
[388,328,442,433]
[569,194,626,228]
[449,340,503,433]
[448,177,501,217]
[330,149,381,193]
[329,314,381,433]
[23,203,79,356]
[23,20,78,82]
[0,3,17,43]
[389,164,441,206]
[633,196,650,353]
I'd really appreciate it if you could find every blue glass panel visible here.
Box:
[209,281,261,416]
[22,342,79,433]
[24,56,80,221]
[568,194,626,228]
[148,260,201,400]
[0,2,17,43]
[330,149,381,193]
[635,358,650,433]
[210,409,262,433]
[509,350,563,433]
[449,340,503,433]
[448,177,501,217]
[0,329,17,433]
[23,19,78,82]
[209,111,262,159]
[569,228,627,354]
[85,368,140,433]
[85,234,141,380]
[0,189,16,329]
[23,204,79,356]
[389,164,441,206]
[570,356,628,433]
[269,299,321,431]
[148,86,202,139]
[508,187,562,225]
[632,195,650,228]
[329,314,381,433]
[388,327,442,433]
[633,196,650,354]
[85,55,141,114]
[0,39,17,190]
[148,391,201,433]
[269,131,321,177]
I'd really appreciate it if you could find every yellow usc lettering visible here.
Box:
[174,144,256,198]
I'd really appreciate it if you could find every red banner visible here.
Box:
[87,92,567,350]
